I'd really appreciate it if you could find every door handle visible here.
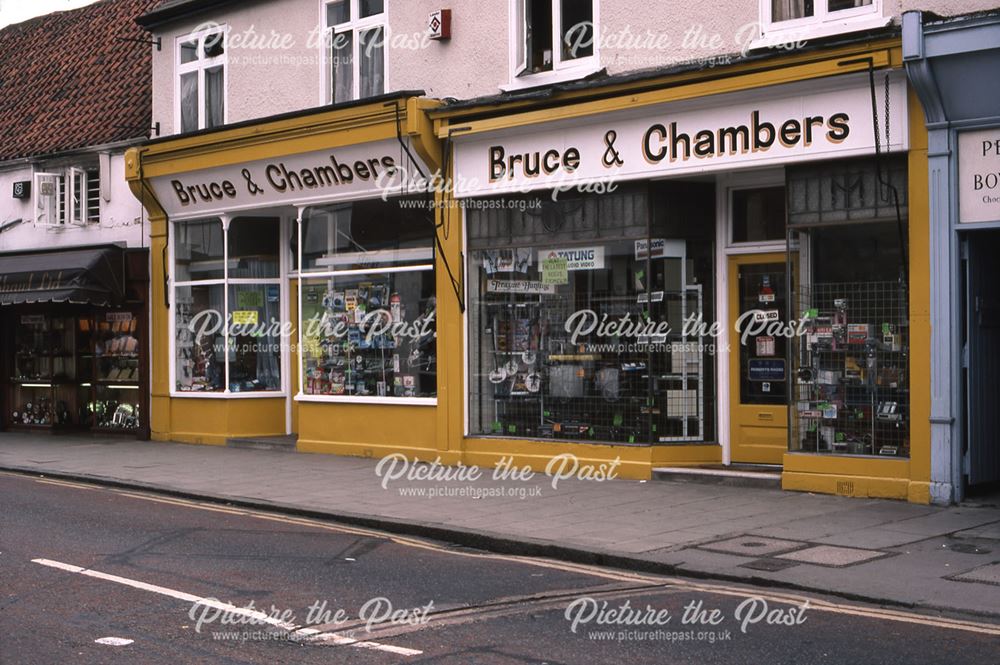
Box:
[757,412,774,420]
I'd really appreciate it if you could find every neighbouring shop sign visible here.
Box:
[959,128,1000,224]
[149,138,429,218]
[453,73,908,198]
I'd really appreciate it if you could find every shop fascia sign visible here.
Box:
[452,73,908,198]
[150,138,428,218]
[958,128,1000,224]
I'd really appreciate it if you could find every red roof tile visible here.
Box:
[0,0,160,162]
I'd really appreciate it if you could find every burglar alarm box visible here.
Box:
[428,9,451,40]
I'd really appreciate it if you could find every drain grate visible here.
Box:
[947,542,991,555]
[739,558,801,572]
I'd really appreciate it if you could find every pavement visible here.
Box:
[2,432,1000,621]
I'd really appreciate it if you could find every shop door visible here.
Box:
[965,233,1000,486]
[728,253,792,465]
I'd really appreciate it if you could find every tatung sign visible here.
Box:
[150,139,428,218]
[452,73,908,198]
[538,247,605,270]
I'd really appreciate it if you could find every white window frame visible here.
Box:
[169,216,287,398]
[725,169,789,251]
[753,0,890,50]
[175,25,228,134]
[33,172,63,227]
[33,167,97,227]
[69,167,86,225]
[321,0,389,105]
[503,0,600,92]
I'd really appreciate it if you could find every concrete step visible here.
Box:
[652,464,782,489]
[226,434,298,452]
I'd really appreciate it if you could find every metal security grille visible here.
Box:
[790,280,910,457]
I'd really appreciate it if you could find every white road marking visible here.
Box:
[95,637,134,646]
[31,558,422,656]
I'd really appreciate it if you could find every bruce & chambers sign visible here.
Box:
[452,73,909,198]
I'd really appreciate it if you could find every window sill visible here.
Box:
[500,61,602,92]
[295,394,437,406]
[748,15,893,52]
[170,391,286,399]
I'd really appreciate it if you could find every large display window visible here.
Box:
[467,183,716,444]
[296,198,436,402]
[173,217,283,394]
[787,157,911,457]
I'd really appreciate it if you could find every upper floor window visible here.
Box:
[177,27,227,133]
[324,0,386,104]
[509,0,596,88]
[759,0,886,45]
[34,166,100,227]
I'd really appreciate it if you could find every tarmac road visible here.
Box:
[2,471,998,665]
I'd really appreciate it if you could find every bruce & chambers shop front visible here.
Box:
[127,47,935,503]
[437,40,935,502]
[125,94,454,455]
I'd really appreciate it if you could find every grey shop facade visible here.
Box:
[904,9,1000,502]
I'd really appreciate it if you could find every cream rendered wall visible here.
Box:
[151,0,322,136]
[149,0,1000,137]
[386,1,509,99]
[0,153,145,252]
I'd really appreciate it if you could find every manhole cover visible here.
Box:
[699,536,804,557]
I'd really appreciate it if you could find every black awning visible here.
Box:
[0,245,126,307]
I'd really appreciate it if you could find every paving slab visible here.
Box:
[777,544,889,567]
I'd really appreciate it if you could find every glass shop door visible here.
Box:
[728,253,793,464]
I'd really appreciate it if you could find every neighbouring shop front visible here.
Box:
[0,245,151,438]
[438,37,934,501]
[126,94,450,456]
[904,10,1000,503]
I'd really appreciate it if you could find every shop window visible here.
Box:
[33,166,100,227]
[467,184,717,444]
[177,27,226,133]
[732,186,786,244]
[173,217,282,394]
[9,313,143,432]
[324,0,386,104]
[757,0,886,47]
[787,156,910,458]
[508,0,597,87]
[296,198,436,401]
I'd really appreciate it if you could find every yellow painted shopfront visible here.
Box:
[128,39,934,503]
